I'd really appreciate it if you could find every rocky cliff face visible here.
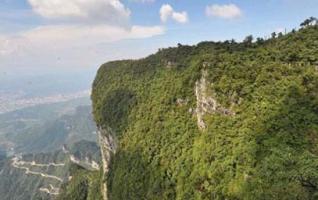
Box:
[195,65,235,130]
[98,127,117,200]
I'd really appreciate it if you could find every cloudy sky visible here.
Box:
[0,0,318,72]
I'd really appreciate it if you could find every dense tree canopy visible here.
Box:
[89,21,318,200]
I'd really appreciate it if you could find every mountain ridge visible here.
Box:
[58,19,318,200]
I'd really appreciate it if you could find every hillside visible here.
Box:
[91,22,318,200]
[0,140,101,200]
[0,99,97,155]
[57,165,103,200]
[0,98,100,200]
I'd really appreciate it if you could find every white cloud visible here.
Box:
[1,0,166,70]
[0,24,165,52]
[206,4,242,19]
[160,4,188,24]
[0,24,164,68]
[172,12,188,24]
[20,25,164,45]
[28,0,131,26]
[160,4,173,22]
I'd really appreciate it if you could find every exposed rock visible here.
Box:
[176,98,188,106]
[164,60,177,69]
[62,145,69,154]
[70,155,100,170]
[98,127,117,200]
[70,155,80,164]
[195,68,235,130]
[91,161,100,170]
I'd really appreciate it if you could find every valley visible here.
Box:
[0,97,97,155]
[0,140,101,200]
[0,96,101,200]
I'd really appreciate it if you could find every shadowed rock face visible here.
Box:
[92,87,135,200]
[99,89,136,135]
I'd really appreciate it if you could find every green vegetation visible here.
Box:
[0,99,97,154]
[58,164,103,200]
[71,140,101,162]
[91,20,318,200]
[0,150,5,169]
[0,140,101,200]
[0,151,68,200]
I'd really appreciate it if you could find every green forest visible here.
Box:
[87,19,318,200]
[58,164,103,200]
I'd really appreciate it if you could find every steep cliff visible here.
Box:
[98,128,117,200]
[91,24,318,200]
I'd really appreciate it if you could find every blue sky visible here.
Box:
[0,0,317,72]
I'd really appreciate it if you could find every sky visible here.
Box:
[0,0,318,73]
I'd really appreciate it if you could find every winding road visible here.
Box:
[11,157,64,182]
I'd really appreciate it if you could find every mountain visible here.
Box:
[15,105,97,153]
[0,140,101,200]
[0,98,97,155]
[0,97,100,200]
[89,23,318,200]
[57,164,103,200]
[0,150,5,170]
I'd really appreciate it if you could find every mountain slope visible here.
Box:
[18,105,97,153]
[0,140,101,200]
[0,99,97,155]
[91,23,318,200]
[57,165,103,200]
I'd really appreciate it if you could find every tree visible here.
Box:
[300,17,318,27]
[309,17,318,25]
[278,32,283,38]
[256,37,265,45]
[243,35,253,44]
[271,32,277,39]
[301,19,310,27]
